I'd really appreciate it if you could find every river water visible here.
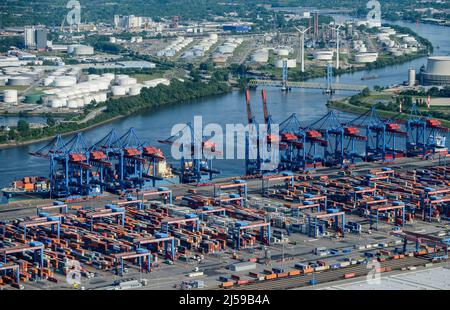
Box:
[0,20,448,189]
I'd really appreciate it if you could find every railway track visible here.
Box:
[217,256,432,290]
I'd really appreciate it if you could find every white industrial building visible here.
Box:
[422,56,450,86]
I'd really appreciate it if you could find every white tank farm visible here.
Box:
[3,90,18,104]
[354,53,378,63]
[111,86,127,96]
[314,50,334,61]
[275,58,297,68]
[53,76,77,87]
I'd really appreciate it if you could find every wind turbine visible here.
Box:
[294,26,311,73]
[330,24,343,70]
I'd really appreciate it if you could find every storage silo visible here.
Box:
[408,69,416,87]
[3,90,18,104]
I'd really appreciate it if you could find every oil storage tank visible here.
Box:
[422,56,450,86]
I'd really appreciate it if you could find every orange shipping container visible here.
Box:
[344,273,356,279]
[221,281,234,288]
[289,270,301,276]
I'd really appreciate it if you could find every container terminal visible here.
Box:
[0,151,449,290]
[0,88,449,290]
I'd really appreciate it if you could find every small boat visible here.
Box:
[361,75,379,81]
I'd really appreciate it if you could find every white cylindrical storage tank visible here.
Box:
[76,98,84,108]
[252,51,269,63]
[314,50,334,61]
[53,76,77,87]
[102,73,115,80]
[100,92,108,102]
[275,58,297,68]
[209,33,218,41]
[128,84,143,96]
[111,86,127,96]
[408,69,416,87]
[3,90,18,104]
[276,48,289,56]
[88,82,100,93]
[83,95,93,105]
[73,45,94,56]
[67,99,78,109]
[44,77,54,86]
[8,76,33,86]
[218,45,234,54]
[118,77,137,86]
[98,81,110,91]
[354,53,379,63]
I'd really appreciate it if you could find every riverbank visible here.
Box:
[0,79,231,149]
[328,98,450,128]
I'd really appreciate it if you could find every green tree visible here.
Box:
[17,120,30,135]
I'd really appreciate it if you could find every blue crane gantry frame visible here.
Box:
[306,211,346,238]
[214,180,248,205]
[20,219,61,240]
[234,221,271,250]
[139,188,173,205]
[133,235,176,260]
[0,264,20,286]
[279,113,307,171]
[36,203,68,216]
[0,242,45,269]
[392,230,450,259]
[349,107,406,162]
[159,122,219,183]
[421,188,450,222]
[406,104,449,157]
[86,207,125,231]
[244,89,262,175]
[261,172,294,195]
[114,248,152,276]
[369,204,406,230]
[161,216,201,233]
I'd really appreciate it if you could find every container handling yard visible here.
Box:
[1,90,450,290]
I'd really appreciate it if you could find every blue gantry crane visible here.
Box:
[406,104,449,157]
[31,133,93,197]
[279,113,307,171]
[159,122,220,183]
[244,89,262,175]
[349,107,406,162]
[32,128,170,198]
